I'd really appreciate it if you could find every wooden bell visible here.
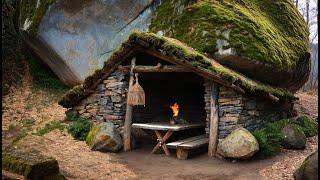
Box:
[128,73,145,106]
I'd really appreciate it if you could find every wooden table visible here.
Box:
[132,122,205,156]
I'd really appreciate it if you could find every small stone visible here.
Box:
[82,113,92,118]
[74,105,85,111]
[87,108,98,114]
[105,90,118,96]
[105,82,124,88]
[95,115,104,121]
[103,115,124,120]
[78,109,86,114]
[111,96,122,102]
[103,79,117,84]
[247,110,260,116]
[96,84,106,91]
[99,98,109,105]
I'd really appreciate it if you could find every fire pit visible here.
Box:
[170,102,188,125]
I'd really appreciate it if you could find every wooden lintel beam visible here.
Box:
[119,64,191,73]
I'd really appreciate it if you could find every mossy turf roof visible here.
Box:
[59,32,295,108]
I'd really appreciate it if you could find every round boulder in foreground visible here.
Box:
[281,124,306,150]
[86,122,123,153]
[217,127,259,159]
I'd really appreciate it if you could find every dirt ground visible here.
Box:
[2,76,318,179]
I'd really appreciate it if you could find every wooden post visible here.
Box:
[208,82,219,157]
[123,57,136,151]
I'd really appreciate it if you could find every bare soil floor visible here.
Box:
[2,76,318,180]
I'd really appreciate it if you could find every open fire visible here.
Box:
[169,102,188,125]
[170,102,180,117]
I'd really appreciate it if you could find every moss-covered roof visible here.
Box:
[59,32,296,108]
[150,0,309,72]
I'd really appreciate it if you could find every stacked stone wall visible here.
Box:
[69,76,293,139]
[204,81,293,139]
[69,70,128,133]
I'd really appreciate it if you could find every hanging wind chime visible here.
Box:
[128,73,145,106]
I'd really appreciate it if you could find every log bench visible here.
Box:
[166,134,209,160]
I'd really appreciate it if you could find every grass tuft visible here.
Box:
[34,121,66,136]
[67,116,92,141]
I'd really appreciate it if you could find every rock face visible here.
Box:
[18,0,309,91]
[281,124,306,149]
[19,0,159,86]
[294,150,318,180]
[217,128,259,159]
[86,122,123,152]
[2,135,65,179]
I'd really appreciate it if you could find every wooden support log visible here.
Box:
[123,57,136,151]
[140,48,246,94]
[208,82,219,157]
[119,63,191,73]
[177,148,189,160]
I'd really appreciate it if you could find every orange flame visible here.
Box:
[170,103,180,117]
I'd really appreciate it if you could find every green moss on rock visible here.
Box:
[19,0,56,35]
[2,135,63,179]
[150,0,309,71]
[86,125,101,146]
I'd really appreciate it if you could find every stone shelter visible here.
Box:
[59,32,296,154]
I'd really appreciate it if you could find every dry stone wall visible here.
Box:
[68,70,128,133]
[69,76,293,139]
[204,81,293,139]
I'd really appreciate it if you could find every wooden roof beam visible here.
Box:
[118,63,192,73]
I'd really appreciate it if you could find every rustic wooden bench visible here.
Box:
[166,134,209,160]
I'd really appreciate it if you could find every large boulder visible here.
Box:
[17,0,309,91]
[281,124,306,150]
[18,0,157,86]
[86,122,123,152]
[2,135,65,179]
[150,0,310,92]
[217,128,259,159]
[294,150,318,180]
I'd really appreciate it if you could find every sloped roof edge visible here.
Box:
[59,32,296,108]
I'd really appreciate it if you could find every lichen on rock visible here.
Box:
[86,122,123,153]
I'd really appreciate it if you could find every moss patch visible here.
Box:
[19,0,56,35]
[2,135,61,179]
[34,121,66,136]
[150,0,309,72]
[86,125,101,147]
